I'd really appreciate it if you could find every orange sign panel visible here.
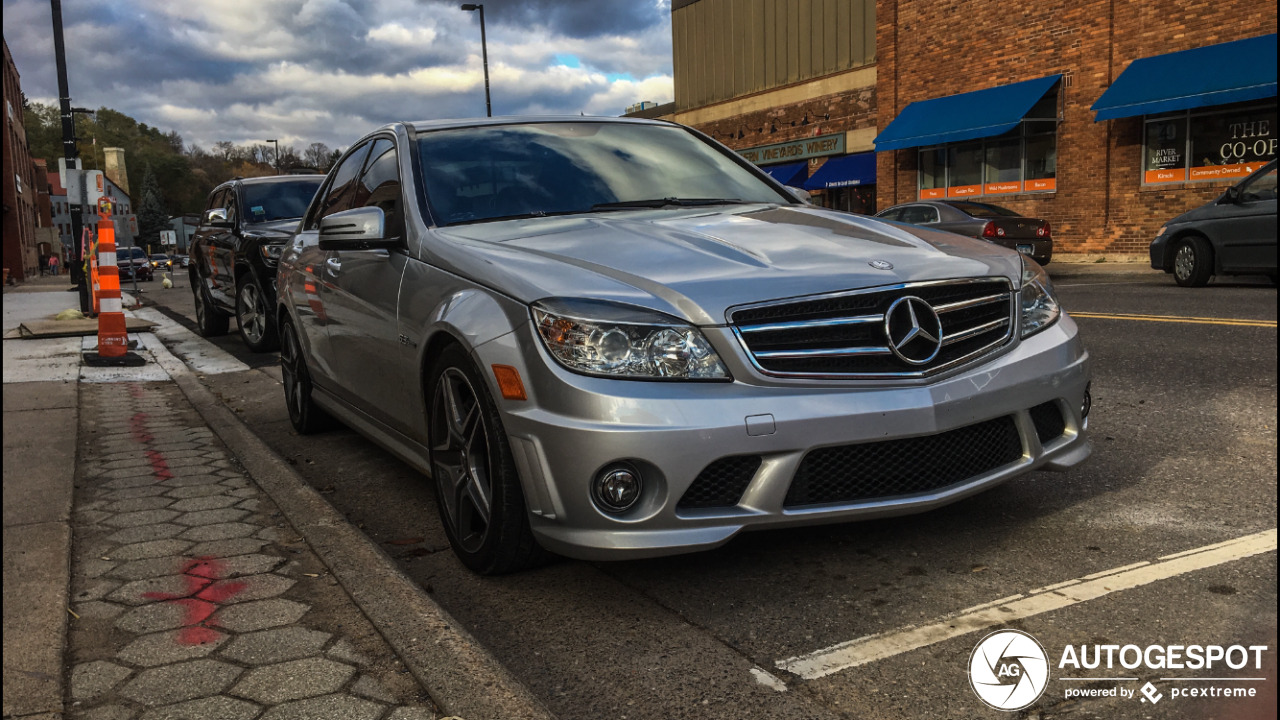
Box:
[984,181,1023,195]
[947,184,982,197]
[1025,178,1057,192]
[920,188,946,199]
[1189,163,1260,181]
[1144,168,1186,184]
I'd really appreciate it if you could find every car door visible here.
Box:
[206,188,239,311]
[1212,163,1277,273]
[320,137,416,434]
[291,142,374,386]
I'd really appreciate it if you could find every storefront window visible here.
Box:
[916,85,1060,199]
[1144,101,1276,184]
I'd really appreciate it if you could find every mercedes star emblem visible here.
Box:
[868,260,894,270]
[884,296,943,365]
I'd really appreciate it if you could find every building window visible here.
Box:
[1143,101,1277,184]
[918,89,1059,198]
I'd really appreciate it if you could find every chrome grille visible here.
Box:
[730,279,1015,378]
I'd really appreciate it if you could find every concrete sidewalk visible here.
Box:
[2,282,553,720]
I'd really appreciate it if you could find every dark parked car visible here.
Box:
[116,247,153,282]
[1150,159,1277,287]
[189,175,324,351]
[277,117,1090,574]
[876,200,1053,265]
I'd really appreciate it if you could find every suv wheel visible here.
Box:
[193,280,230,336]
[236,276,279,352]
[428,345,548,575]
[1173,235,1214,287]
[279,317,331,434]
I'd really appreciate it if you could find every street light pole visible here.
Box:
[264,139,280,174]
[50,0,90,311]
[460,4,492,117]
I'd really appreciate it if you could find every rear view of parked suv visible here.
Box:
[189,175,324,351]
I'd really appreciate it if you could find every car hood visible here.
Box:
[432,204,1023,325]
[242,218,301,241]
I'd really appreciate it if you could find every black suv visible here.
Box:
[189,175,324,351]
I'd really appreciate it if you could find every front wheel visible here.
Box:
[279,317,331,435]
[428,345,547,575]
[1173,235,1213,287]
[236,276,279,352]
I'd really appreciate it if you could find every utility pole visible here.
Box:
[51,0,90,312]
[460,4,492,117]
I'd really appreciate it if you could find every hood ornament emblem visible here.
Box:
[868,260,894,270]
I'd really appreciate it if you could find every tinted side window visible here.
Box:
[205,189,226,213]
[1240,165,1277,202]
[353,139,402,238]
[223,188,239,225]
[314,143,373,227]
[901,206,933,224]
[877,208,903,221]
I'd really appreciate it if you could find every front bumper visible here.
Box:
[1150,233,1171,271]
[475,315,1091,561]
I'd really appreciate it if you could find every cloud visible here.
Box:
[3,0,674,151]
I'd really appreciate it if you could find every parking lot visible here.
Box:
[138,264,1276,719]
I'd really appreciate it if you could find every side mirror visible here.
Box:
[784,186,812,204]
[318,207,397,251]
[204,208,233,227]
[1219,186,1241,205]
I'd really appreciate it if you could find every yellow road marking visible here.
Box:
[1070,311,1276,328]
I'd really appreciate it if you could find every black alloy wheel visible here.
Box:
[236,276,279,352]
[279,317,330,434]
[193,279,230,336]
[428,345,547,575]
[1173,235,1214,287]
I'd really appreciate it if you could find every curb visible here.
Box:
[145,337,555,720]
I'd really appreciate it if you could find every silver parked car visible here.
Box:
[277,117,1091,574]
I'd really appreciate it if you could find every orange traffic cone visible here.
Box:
[84,207,144,367]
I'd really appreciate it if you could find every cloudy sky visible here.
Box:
[3,0,675,152]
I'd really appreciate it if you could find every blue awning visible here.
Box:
[761,162,809,186]
[873,75,1062,151]
[803,153,877,190]
[1092,34,1277,121]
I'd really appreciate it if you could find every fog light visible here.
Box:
[1082,382,1092,420]
[592,464,642,514]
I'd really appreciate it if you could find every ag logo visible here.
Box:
[969,630,1050,711]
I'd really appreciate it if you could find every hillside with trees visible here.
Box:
[23,99,341,217]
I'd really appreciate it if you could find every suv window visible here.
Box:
[310,142,374,228]
[352,139,402,238]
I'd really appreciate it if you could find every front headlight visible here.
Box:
[1020,256,1060,338]
[532,299,730,380]
[260,243,285,263]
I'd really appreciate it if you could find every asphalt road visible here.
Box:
[140,264,1277,720]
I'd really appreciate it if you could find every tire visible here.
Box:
[279,316,332,434]
[236,275,279,352]
[1173,235,1213,287]
[192,279,230,336]
[427,344,548,575]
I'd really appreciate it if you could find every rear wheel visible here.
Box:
[279,317,331,434]
[1173,235,1213,287]
[428,344,547,575]
[236,276,279,352]
[193,279,230,336]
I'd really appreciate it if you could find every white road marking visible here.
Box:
[131,307,249,375]
[750,667,788,692]
[775,528,1278,681]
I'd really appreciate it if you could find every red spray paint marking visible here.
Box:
[127,383,146,399]
[130,412,153,444]
[146,450,173,480]
[141,556,245,645]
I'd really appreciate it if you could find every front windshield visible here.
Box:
[241,179,324,223]
[416,122,791,224]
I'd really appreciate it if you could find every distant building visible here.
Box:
[3,37,40,281]
[48,169,135,252]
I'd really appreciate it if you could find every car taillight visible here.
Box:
[981,221,997,238]
[1037,221,1051,238]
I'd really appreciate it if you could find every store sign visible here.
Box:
[740,133,845,164]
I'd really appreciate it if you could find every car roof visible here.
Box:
[402,115,671,135]
[220,175,325,191]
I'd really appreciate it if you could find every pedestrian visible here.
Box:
[48,254,60,276]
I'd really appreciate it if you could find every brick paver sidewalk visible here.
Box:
[66,380,440,720]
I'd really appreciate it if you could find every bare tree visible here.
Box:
[303,142,331,170]
[214,141,236,161]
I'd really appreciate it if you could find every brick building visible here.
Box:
[3,37,40,281]
[651,0,1276,253]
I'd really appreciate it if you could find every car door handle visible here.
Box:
[326,257,342,274]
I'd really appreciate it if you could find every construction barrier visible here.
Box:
[94,200,129,357]
[88,226,100,315]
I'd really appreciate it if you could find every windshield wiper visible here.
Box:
[590,197,750,210]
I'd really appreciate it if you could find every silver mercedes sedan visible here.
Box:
[277,117,1091,574]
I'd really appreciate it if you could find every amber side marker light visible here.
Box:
[492,365,528,401]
